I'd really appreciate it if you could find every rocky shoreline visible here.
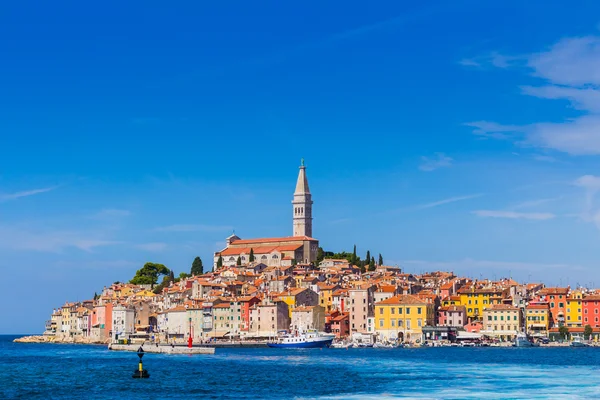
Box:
[13,335,108,345]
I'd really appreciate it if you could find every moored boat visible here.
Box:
[513,333,538,347]
[267,329,335,348]
[570,337,589,347]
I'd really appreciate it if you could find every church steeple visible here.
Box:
[292,160,313,237]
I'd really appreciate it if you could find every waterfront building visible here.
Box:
[525,304,550,337]
[249,301,291,338]
[158,305,188,340]
[566,291,583,327]
[536,287,569,327]
[330,313,350,338]
[349,284,376,334]
[437,305,467,328]
[373,285,398,304]
[582,294,600,328]
[291,305,325,332]
[111,305,135,341]
[214,162,319,269]
[482,304,521,341]
[238,296,261,334]
[374,294,435,343]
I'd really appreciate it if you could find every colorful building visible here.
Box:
[374,294,435,343]
[525,304,549,336]
[582,294,600,328]
[566,291,583,327]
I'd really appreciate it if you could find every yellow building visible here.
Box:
[566,291,583,327]
[441,295,461,307]
[482,304,522,340]
[525,304,550,336]
[317,283,339,312]
[457,287,506,321]
[374,295,434,343]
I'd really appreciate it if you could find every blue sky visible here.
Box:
[3,1,600,333]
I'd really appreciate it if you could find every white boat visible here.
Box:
[513,333,538,347]
[330,342,352,349]
[267,329,335,348]
[571,337,589,347]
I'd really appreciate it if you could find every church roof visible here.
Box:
[231,236,317,245]
[219,244,303,256]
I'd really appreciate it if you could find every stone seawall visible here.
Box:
[14,335,107,345]
[109,343,215,354]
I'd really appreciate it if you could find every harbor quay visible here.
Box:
[20,163,600,348]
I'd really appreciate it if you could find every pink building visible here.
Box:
[438,305,467,327]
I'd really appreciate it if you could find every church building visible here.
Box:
[213,161,319,269]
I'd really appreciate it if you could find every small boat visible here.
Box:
[571,337,589,347]
[513,333,539,347]
[267,329,335,348]
[330,341,352,349]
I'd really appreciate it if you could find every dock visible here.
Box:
[109,344,215,355]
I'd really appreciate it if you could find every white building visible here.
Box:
[112,305,135,341]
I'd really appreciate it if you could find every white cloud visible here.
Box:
[153,224,233,232]
[463,121,522,139]
[135,242,168,252]
[527,36,600,86]
[574,175,600,225]
[464,35,600,155]
[419,153,453,171]
[415,194,483,210]
[0,186,58,202]
[472,210,555,220]
[0,226,120,253]
[512,197,560,210]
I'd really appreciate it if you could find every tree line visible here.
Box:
[129,256,205,294]
[317,245,384,273]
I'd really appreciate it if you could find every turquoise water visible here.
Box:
[2,335,600,399]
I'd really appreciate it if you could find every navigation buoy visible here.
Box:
[132,346,150,379]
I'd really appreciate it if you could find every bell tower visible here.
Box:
[292,159,313,237]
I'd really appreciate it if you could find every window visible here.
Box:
[391,320,395,327]
[417,308,422,315]
[550,302,555,308]
[379,319,384,328]
[487,316,492,321]
[406,307,411,315]
[559,303,564,308]
[406,320,411,329]
[399,308,403,314]
[391,308,395,315]
[379,308,383,315]
[494,316,497,321]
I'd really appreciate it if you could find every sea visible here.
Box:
[1,335,600,399]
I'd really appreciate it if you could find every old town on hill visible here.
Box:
[39,162,599,345]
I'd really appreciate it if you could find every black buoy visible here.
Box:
[132,346,150,379]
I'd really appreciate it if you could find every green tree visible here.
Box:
[130,262,170,286]
[236,256,242,266]
[351,245,357,265]
[217,255,223,269]
[369,256,376,271]
[317,247,325,264]
[378,253,383,266]
[249,248,255,262]
[365,250,371,267]
[291,259,298,266]
[179,272,191,280]
[169,269,175,282]
[558,325,569,340]
[584,324,593,340]
[93,292,99,301]
[191,256,204,276]
[153,275,172,294]
[359,263,366,274]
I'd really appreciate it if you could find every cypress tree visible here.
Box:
[191,256,204,275]
[369,256,376,271]
[366,250,371,266]
[217,255,223,269]
[352,245,357,265]
[249,248,255,262]
[236,256,242,266]
[378,253,383,266]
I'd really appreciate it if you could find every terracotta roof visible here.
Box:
[231,236,317,244]
[539,287,569,295]
[485,304,519,311]
[375,294,428,306]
